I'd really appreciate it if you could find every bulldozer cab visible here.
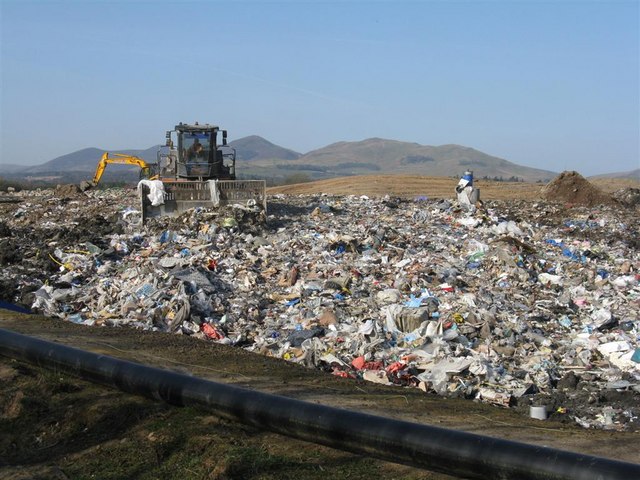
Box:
[159,124,236,180]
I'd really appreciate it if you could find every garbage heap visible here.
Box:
[0,184,638,431]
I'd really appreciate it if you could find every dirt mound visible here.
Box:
[54,183,83,198]
[541,171,617,207]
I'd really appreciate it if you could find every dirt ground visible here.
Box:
[1,174,639,479]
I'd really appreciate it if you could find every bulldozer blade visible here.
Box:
[140,180,266,222]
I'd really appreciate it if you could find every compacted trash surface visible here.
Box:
[0,176,638,432]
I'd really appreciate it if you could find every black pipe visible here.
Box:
[0,301,31,314]
[0,327,637,480]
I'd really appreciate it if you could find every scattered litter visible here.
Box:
[530,405,547,420]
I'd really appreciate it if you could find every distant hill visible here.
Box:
[230,135,301,161]
[24,148,109,173]
[3,135,298,177]
[0,146,163,185]
[248,138,557,182]
[6,135,622,185]
[22,146,161,174]
[589,168,640,181]
[0,163,23,174]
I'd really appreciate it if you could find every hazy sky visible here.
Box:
[1,0,638,176]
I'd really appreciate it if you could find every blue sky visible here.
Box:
[1,0,638,176]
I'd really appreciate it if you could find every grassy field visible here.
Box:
[267,174,638,201]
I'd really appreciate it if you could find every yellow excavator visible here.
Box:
[80,152,158,191]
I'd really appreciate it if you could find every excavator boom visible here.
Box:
[92,152,154,185]
[80,152,157,191]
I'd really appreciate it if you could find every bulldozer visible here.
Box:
[139,122,266,221]
[80,152,158,191]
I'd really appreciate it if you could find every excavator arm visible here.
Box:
[91,152,155,186]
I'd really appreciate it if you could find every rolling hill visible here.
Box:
[23,147,161,173]
[248,138,557,182]
[0,146,163,185]
[589,168,640,181]
[0,135,602,184]
[229,135,301,161]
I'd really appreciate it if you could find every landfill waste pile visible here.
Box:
[613,187,640,207]
[0,174,638,432]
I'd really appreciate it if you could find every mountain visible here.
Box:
[22,146,161,174]
[589,168,640,181]
[0,164,24,174]
[230,135,301,161]
[2,135,296,176]
[0,136,569,184]
[0,146,164,185]
[24,148,108,173]
[247,138,557,182]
